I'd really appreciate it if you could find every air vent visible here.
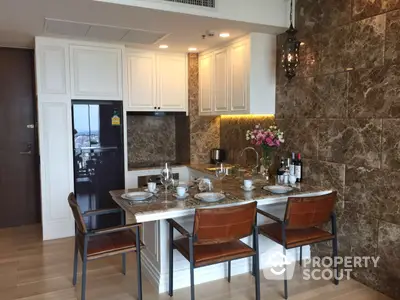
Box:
[164,0,215,8]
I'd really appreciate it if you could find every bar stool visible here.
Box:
[167,202,260,300]
[67,193,144,300]
[257,191,338,299]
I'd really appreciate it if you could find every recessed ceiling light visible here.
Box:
[159,45,169,49]
[188,47,197,51]
[219,32,230,38]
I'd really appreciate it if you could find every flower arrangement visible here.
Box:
[246,124,284,148]
[246,124,284,179]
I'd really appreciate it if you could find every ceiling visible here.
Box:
[0,0,285,52]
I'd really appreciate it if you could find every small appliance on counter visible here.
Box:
[210,148,226,164]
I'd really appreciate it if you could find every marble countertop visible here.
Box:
[110,172,332,222]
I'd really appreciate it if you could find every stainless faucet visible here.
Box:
[240,147,259,174]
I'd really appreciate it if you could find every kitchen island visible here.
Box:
[110,166,333,293]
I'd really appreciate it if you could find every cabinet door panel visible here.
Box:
[213,49,229,113]
[127,51,157,111]
[36,45,69,95]
[71,46,122,99]
[38,101,74,240]
[199,54,213,115]
[157,54,187,111]
[230,41,248,112]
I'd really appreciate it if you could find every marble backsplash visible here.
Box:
[188,53,220,164]
[281,1,400,298]
[220,116,276,166]
[127,115,177,168]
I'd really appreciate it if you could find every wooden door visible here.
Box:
[0,48,40,228]
[126,50,157,111]
[157,53,187,111]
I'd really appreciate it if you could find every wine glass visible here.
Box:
[160,163,173,202]
[215,163,227,193]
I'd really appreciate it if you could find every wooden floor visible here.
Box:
[0,225,391,300]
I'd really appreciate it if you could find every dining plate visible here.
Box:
[121,192,153,201]
[194,192,225,203]
[263,185,293,194]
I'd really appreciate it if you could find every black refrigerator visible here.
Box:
[72,100,124,229]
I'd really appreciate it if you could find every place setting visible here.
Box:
[241,179,256,192]
[120,180,160,203]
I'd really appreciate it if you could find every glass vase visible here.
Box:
[260,147,274,182]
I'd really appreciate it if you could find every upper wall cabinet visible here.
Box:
[157,53,187,111]
[126,50,157,110]
[35,39,70,97]
[199,33,276,116]
[70,45,123,100]
[126,50,187,113]
[199,53,213,115]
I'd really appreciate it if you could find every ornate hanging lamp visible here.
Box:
[281,0,300,81]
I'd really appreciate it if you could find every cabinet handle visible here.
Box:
[158,107,160,110]
[154,106,157,109]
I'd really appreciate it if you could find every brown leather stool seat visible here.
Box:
[167,201,260,300]
[174,238,255,267]
[67,193,144,300]
[259,223,334,249]
[76,230,144,260]
[257,191,338,299]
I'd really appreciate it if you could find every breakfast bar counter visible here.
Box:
[110,166,333,294]
[110,179,331,223]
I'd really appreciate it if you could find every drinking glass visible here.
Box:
[215,163,227,193]
[160,163,173,203]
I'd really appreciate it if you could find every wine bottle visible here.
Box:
[277,158,285,175]
[295,153,302,182]
[289,152,296,176]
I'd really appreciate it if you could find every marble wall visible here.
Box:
[220,116,276,166]
[275,0,400,298]
[188,53,220,164]
[127,115,176,168]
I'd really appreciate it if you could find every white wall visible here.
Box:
[95,0,292,29]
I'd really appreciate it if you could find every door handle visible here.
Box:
[20,143,32,155]
[20,151,32,155]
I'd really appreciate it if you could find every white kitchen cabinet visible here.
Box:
[35,37,75,241]
[126,50,157,110]
[70,45,123,100]
[125,50,187,112]
[38,101,75,240]
[157,54,187,111]
[229,39,249,113]
[199,33,276,116]
[199,53,213,115]
[35,43,69,95]
[213,48,229,113]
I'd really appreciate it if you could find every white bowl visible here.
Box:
[194,192,225,203]
[121,192,153,201]
[263,185,293,194]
